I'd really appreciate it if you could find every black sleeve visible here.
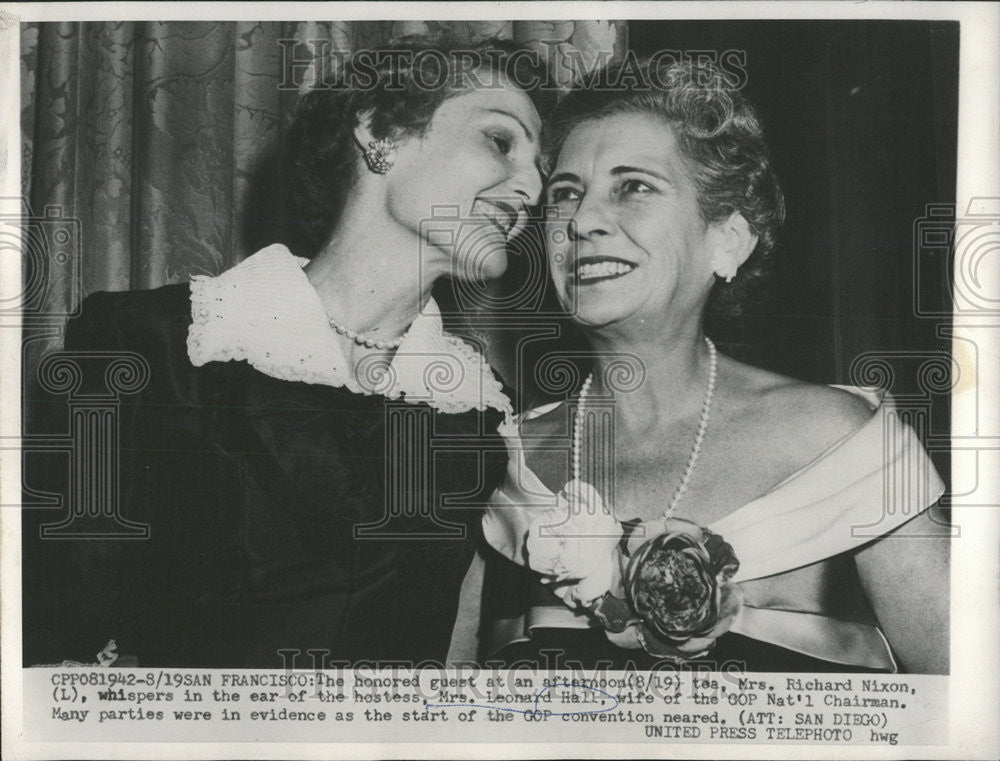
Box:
[22,285,210,665]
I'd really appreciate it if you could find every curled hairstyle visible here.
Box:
[285,35,555,258]
[544,57,786,317]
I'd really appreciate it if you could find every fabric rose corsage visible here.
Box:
[601,519,743,659]
[525,480,622,606]
[526,485,742,661]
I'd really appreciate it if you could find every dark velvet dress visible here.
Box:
[23,284,507,668]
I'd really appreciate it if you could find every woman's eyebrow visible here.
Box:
[611,165,671,184]
[547,171,581,185]
[483,107,535,142]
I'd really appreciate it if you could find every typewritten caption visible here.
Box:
[27,668,947,744]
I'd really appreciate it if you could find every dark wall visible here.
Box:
[629,20,958,387]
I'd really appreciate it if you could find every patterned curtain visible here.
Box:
[19,20,627,380]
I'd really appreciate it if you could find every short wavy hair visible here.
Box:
[284,35,556,258]
[544,57,786,317]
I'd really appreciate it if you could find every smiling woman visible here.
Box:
[24,35,553,668]
[545,113,739,331]
[542,62,784,328]
[286,37,548,311]
[475,57,949,675]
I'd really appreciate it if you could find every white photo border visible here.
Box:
[2,2,998,759]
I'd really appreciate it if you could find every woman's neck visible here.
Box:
[586,322,714,431]
[303,201,447,345]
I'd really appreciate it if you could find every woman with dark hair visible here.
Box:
[27,36,549,668]
[476,58,948,673]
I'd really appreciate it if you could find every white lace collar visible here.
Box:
[186,244,512,416]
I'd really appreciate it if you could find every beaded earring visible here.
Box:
[363,138,396,174]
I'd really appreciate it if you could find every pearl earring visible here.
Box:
[713,254,739,283]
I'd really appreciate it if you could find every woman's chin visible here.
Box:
[562,293,637,330]
[452,247,508,283]
[480,249,510,280]
[571,310,630,332]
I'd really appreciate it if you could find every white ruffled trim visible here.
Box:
[186,244,512,416]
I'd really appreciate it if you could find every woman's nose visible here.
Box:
[568,194,612,240]
[510,159,543,207]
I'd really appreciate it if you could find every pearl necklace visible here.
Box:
[328,318,408,350]
[572,337,718,519]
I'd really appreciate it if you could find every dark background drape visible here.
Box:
[629,21,958,382]
[19,20,956,476]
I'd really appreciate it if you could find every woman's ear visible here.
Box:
[711,212,758,283]
[353,110,377,150]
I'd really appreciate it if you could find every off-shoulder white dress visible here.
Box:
[451,387,945,672]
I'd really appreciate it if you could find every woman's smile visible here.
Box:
[570,256,638,284]
[471,197,522,240]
